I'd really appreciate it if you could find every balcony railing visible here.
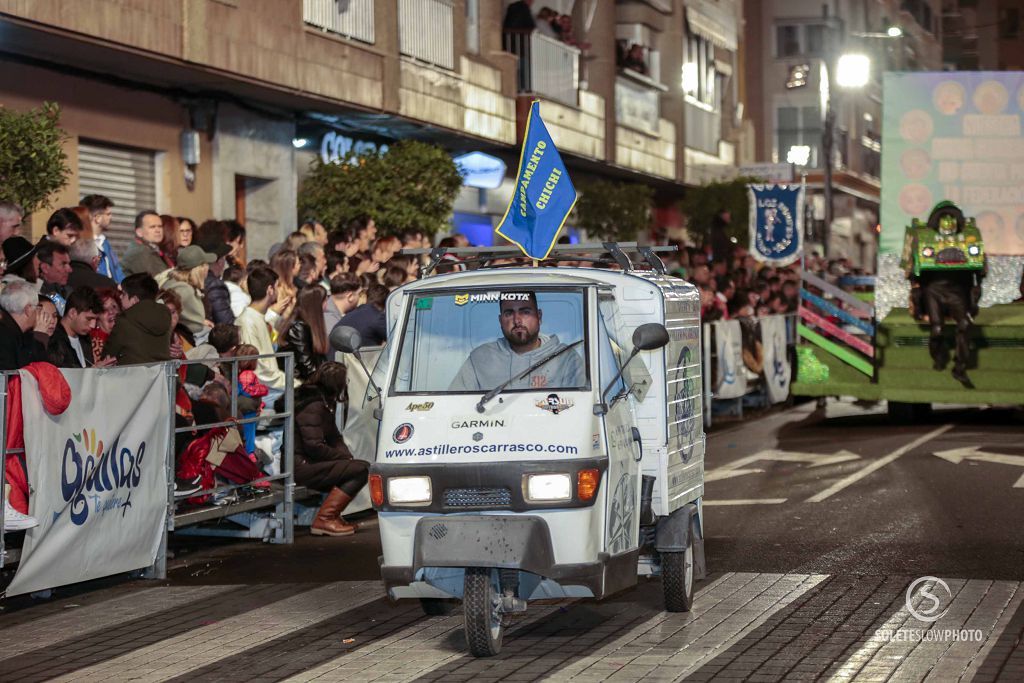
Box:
[685,101,721,155]
[504,31,580,106]
[615,71,666,134]
[399,0,455,70]
[303,0,375,44]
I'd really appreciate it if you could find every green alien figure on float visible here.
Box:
[901,200,986,387]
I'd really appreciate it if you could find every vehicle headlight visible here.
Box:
[968,245,980,256]
[524,473,572,502]
[387,476,432,504]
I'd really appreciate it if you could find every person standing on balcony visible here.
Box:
[503,0,536,30]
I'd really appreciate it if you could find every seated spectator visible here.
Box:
[236,266,290,403]
[324,272,361,333]
[44,207,82,246]
[1,236,39,286]
[157,288,195,359]
[278,286,330,381]
[68,238,117,292]
[196,237,234,325]
[89,288,120,361]
[290,362,369,536]
[223,263,251,318]
[176,216,196,250]
[536,7,558,37]
[371,236,402,264]
[299,220,328,246]
[346,251,381,277]
[123,210,170,277]
[105,273,172,365]
[36,240,72,314]
[158,215,182,267]
[285,231,308,252]
[35,295,58,346]
[337,282,388,348]
[0,280,49,370]
[48,287,115,368]
[208,323,240,356]
[162,245,216,344]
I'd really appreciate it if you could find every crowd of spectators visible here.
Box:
[0,197,430,537]
[503,0,587,49]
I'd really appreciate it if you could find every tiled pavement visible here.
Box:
[0,573,1021,683]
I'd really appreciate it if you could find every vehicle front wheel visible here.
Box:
[463,567,504,656]
[662,530,695,612]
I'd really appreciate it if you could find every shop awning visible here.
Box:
[686,1,738,51]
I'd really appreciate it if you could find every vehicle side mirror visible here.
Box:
[596,324,670,415]
[632,323,669,351]
[330,325,362,354]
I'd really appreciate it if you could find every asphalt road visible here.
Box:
[703,400,1024,580]
[159,398,1024,586]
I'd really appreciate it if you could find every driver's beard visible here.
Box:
[504,327,539,353]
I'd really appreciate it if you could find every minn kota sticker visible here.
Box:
[392,423,414,444]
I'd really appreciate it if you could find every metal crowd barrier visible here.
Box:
[1,353,296,584]
[702,313,799,429]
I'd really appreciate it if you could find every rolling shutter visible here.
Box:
[77,141,157,257]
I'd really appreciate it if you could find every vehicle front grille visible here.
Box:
[936,247,966,264]
[444,487,512,508]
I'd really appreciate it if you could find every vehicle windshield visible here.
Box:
[391,288,589,394]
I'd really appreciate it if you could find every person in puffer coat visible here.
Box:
[291,361,368,536]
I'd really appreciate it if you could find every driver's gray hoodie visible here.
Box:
[449,334,585,391]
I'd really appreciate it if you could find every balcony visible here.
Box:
[303,0,375,44]
[399,0,454,70]
[614,71,675,179]
[685,101,721,156]
[503,30,580,106]
[615,70,666,135]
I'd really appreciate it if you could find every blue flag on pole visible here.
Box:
[495,101,577,260]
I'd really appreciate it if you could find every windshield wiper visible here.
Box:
[476,339,585,413]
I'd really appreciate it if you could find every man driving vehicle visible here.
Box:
[449,291,585,391]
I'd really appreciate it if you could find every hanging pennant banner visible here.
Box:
[760,315,791,404]
[715,319,747,399]
[495,100,578,260]
[748,184,805,266]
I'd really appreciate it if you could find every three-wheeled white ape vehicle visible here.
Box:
[333,246,706,657]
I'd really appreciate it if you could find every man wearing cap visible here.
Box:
[0,280,49,371]
[196,237,235,325]
[161,244,217,345]
[2,236,39,286]
[122,210,169,277]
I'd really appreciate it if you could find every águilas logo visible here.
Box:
[393,423,414,444]
[906,576,952,623]
[61,427,146,526]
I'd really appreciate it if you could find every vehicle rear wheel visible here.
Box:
[463,567,504,656]
[420,598,453,616]
[662,529,695,612]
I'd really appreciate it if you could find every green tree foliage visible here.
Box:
[0,102,70,214]
[298,140,463,236]
[575,180,654,242]
[679,176,761,247]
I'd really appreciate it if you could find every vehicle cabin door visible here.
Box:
[598,293,641,557]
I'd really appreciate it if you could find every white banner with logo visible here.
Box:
[715,320,747,399]
[7,367,169,596]
[760,315,791,404]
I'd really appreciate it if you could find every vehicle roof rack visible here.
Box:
[403,243,677,278]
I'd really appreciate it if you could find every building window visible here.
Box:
[78,141,158,257]
[684,30,716,109]
[303,0,375,44]
[775,104,821,167]
[775,23,826,58]
[399,0,455,70]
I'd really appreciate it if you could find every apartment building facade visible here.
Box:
[0,0,742,257]
[742,0,943,269]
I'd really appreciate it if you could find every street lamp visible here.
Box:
[836,54,871,88]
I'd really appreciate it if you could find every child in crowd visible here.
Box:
[235,343,268,458]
